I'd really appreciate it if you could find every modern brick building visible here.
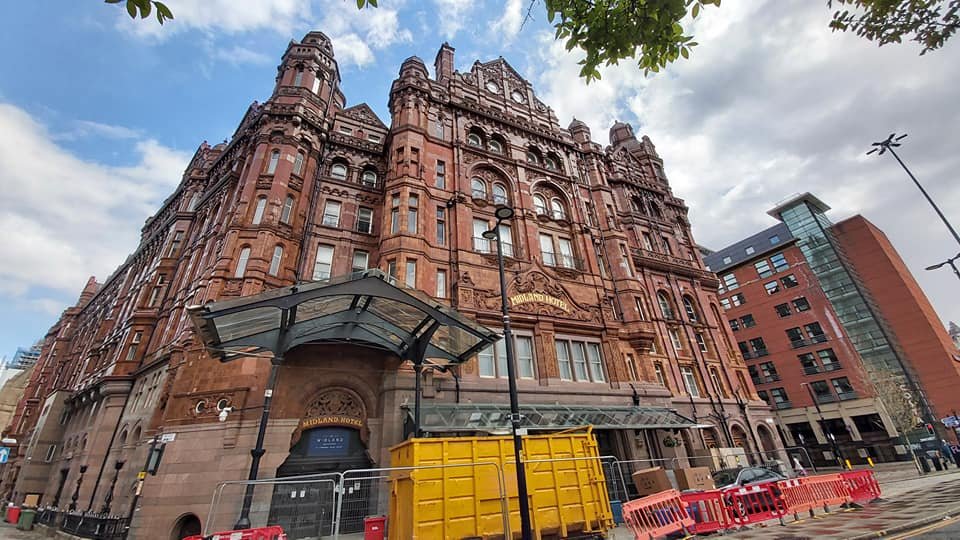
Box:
[705,193,960,465]
[2,33,779,539]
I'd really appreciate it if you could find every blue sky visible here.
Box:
[1,0,958,359]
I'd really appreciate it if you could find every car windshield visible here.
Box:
[712,468,740,488]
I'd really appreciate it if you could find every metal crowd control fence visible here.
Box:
[206,462,507,540]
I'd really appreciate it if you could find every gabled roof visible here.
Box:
[473,57,531,87]
[703,223,794,273]
[340,103,387,129]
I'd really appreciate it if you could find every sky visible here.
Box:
[0,0,958,358]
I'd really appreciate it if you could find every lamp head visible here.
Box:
[481,230,497,240]
[494,206,515,220]
[926,262,946,271]
[218,407,233,423]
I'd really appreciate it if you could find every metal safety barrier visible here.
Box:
[724,483,786,527]
[622,489,694,540]
[840,470,882,504]
[682,488,734,535]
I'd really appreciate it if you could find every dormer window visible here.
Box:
[467,132,483,147]
[526,151,540,164]
[488,139,503,154]
[544,156,558,170]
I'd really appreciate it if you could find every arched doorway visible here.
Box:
[730,425,749,452]
[170,513,201,540]
[757,424,777,455]
[269,387,374,537]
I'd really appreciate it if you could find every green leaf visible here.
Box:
[692,3,700,18]
[680,46,689,58]
[155,1,173,19]
[357,0,365,8]
[126,1,138,18]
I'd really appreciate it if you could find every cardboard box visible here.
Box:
[673,467,715,491]
[631,467,674,497]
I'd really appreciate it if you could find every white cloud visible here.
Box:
[431,0,474,40]
[0,103,189,309]
[316,0,413,67]
[331,34,375,67]
[212,45,273,66]
[526,0,960,326]
[123,0,308,38]
[74,120,142,140]
[491,0,524,43]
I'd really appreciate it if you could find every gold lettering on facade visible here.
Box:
[300,415,364,429]
[508,292,571,312]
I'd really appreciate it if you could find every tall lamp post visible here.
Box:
[926,253,960,282]
[481,205,532,540]
[868,133,960,248]
[801,383,843,468]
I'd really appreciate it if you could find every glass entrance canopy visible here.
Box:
[188,270,499,365]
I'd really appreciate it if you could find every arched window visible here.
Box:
[492,183,508,205]
[280,195,295,224]
[235,247,251,278]
[293,68,304,86]
[657,291,674,319]
[467,132,483,147]
[186,193,200,212]
[471,178,487,199]
[266,150,280,175]
[533,194,548,215]
[632,198,645,214]
[131,426,141,446]
[330,162,348,180]
[293,151,305,175]
[118,429,128,448]
[544,155,559,170]
[526,149,540,164]
[269,245,283,276]
[682,295,699,322]
[252,196,267,225]
[550,198,566,220]
[361,170,377,187]
[488,138,503,154]
[649,202,663,219]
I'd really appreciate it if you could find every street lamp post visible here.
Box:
[926,253,960,283]
[801,383,844,468]
[482,206,532,540]
[868,133,960,248]
[100,460,124,515]
[234,359,282,530]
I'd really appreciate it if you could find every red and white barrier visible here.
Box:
[622,489,694,540]
[184,526,287,540]
[683,489,734,535]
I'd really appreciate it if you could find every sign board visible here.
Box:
[941,416,959,428]
[0,447,9,464]
[159,433,176,443]
[508,292,571,313]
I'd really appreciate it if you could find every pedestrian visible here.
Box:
[793,456,808,477]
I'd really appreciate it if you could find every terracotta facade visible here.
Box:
[1,33,780,538]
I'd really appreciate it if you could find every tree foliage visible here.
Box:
[829,0,960,53]
[107,0,173,25]
[106,0,959,83]
[871,375,922,434]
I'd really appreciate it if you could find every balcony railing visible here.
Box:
[38,509,129,540]
[815,393,838,404]
[542,252,584,271]
[823,363,842,372]
[837,391,859,401]
[742,349,770,360]
[763,374,781,383]
[803,365,822,375]
[791,335,829,349]
[472,237,518,258]
[774,401,793,410]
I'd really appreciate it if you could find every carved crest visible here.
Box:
[290,387,368,447]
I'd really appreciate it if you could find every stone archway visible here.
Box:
[757,424,777,455]
[730,424,749,451]
[170,513,201,540]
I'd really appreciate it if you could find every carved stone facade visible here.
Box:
[1,33,780,539]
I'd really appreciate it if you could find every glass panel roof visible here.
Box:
[410,403,707,433]
[213,307,282,343]
[297,296,355,323]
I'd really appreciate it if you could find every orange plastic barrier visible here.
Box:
[840,470,882,504]
[802,473,851,511]
[623,489,694,540]
[776,478,818,520]
[184,526,287,540]
[682,489,733,535]
[723,483,786,527]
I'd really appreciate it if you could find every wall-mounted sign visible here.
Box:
[300,415,364,430]
[508,292,571,313]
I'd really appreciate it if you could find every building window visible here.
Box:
[635,297,646,320]
[331,163,348,180]
[167,230,184,257]
[769,234,781,245]
[775,303,792,317]
[526,150,540,164]
[764,281,780,295]
[654,362,667,387]
[745,246,755,255]
[669,328,683,351]
[709,368,725,396]
[339,125,353,135]
[544,156,558,170]
[435,161,445,188]
[682,296,698,322]
[817,349,840,370]
[740,314,756,328]
[781,274,799,288]
[722,273,739,291]
[313,244,334,280]
[367,134,381,143]
[625,353,639,381]
[792,297,811,312]
[722,256,732,265]
[361,170,377,187]
[44,444,57,463]
[436,269,447,298]
[390,194,400,234]
[387,259,397,279]
[471,177,486,199]
[729,319,740,331]
[805,322,826,341]
[770,387,789,406]
[557,237,575,268]
[657,292,675,319]
[771,252,789,272]
[293,68,303,86]
[357,207,374,234]
[730,293,746,307]
[267,150,280,174]
[533,194,548,215]
[721,298,732,310]
[758,390,770,403]
[755,259,773,278]
[281,195,295,224]
[759,361,779,382]
[405,259,417,287]
[786,327,804,346]
[749,337,767,355]
[695,333,708,352]
[186,192,200,211]
[799,353,819,374]
[436,207,446,246]
[661,235,673,256]
[252,196,267,225]
[832,377,856,399]
[125,331,142,361]
[680,366,700,397]
[491,183,508,205]
[322,200,341,227]
[467,132,483,147]
[554,339,604,382]
[434,119,444,138]
[407,194,419,233]
[352,250,369,273]
[269,245,283,276]
[539,234,556,265]
[810,380,833,402]
[235,247,251,278]
[312,75,321,94]
[641,232,654,251]
[480,335,536,379]
[551,198,567,220]
[293,152,305,175]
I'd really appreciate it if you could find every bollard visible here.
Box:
[866,457,874,468]
[844,459,852,470]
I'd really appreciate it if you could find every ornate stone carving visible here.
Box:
[291,387,368,447]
